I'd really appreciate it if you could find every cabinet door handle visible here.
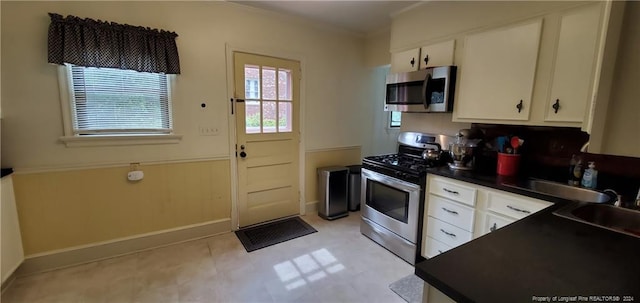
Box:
[552,99,560,113]
[440,229,457,238]
[516,100,524,113]
[443,188,459,195]
[410,57,415,67]
[490,223,497,232]
[441,207,459,215]
[423,54,429,66]
[507,205,531,214]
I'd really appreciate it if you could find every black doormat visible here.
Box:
[235,217,317,252]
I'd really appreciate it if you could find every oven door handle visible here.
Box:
[361,168,421,192]
[422,71,433,110]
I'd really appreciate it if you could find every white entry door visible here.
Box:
[233,52,301,228]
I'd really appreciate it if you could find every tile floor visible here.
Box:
[1,212,414,303]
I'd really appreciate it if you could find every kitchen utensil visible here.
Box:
[422,143,442,161]
[448,139,481,170]
[510,136,521,153]
[496,136,507,153]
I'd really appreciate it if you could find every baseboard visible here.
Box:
[306,200,318,214]
[1,272,17,295]
[15,218,231,277]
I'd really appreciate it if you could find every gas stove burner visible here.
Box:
[364,153,440,173]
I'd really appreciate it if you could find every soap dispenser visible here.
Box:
[581,161,598,189]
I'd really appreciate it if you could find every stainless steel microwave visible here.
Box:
[384,66,457,113]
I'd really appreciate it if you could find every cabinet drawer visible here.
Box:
[483,212,516,235]
[486,191,552,220]
[424,236,453,259]
[428,195,475,232]
[429,177,477,207]
[426,216,473,248]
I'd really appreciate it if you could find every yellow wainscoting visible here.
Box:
[12,160,231,255]
[305,147,362,204]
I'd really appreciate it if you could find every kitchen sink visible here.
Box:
[554,202,640,238]
[502,179,613,203]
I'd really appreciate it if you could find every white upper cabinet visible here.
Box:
[390,48,420,73]
[545,5,602,123]
[454,20,542,121]
[390,40,455,74]
[420,40,455,69]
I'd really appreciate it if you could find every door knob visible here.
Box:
[240,151,247,158]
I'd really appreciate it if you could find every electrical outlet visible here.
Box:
[130,163,140,171]
[199,126,219,136]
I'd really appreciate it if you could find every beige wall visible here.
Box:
[0,1,381,256]
[0,1,374,170]
[304,147,362,204]
[602,1,640,157]
[401,113,470,137]
[13,160,231,255]
[390,1,584,52]
[364,29,391,68]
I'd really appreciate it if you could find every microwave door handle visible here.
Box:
[422,72,432,110]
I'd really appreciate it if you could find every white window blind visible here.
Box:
[70,65,172,135]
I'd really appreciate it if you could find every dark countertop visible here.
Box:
[416,167,640,302]
[1,168,13,178]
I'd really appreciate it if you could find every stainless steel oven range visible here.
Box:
[361,132,452,264]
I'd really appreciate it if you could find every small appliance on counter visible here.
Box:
[448,129,483,171]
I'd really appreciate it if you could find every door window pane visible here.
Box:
[245,101,261,134]
[244,65,260,99]
[262,101,277,133]
[278,102,292,132]
[245,79,259,100]
[262,67,277,100]
[278,69,292,101]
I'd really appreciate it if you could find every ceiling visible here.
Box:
[229,1,421,35]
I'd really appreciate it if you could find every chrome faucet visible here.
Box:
[603,189,622,207]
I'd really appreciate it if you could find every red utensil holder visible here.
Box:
[497,153,521,176]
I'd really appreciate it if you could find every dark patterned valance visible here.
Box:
[48,13,180,74]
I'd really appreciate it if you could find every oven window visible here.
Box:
[366,179,409,223]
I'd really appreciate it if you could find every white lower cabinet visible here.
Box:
[424,237,453,259]
[427,217,473,248]
[423,283,457,303]
[482,212,516,235]
[422,175,553,259]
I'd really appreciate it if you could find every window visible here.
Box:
[58,65,181,146]
[390,111,402,128]
[68,65,172,135]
